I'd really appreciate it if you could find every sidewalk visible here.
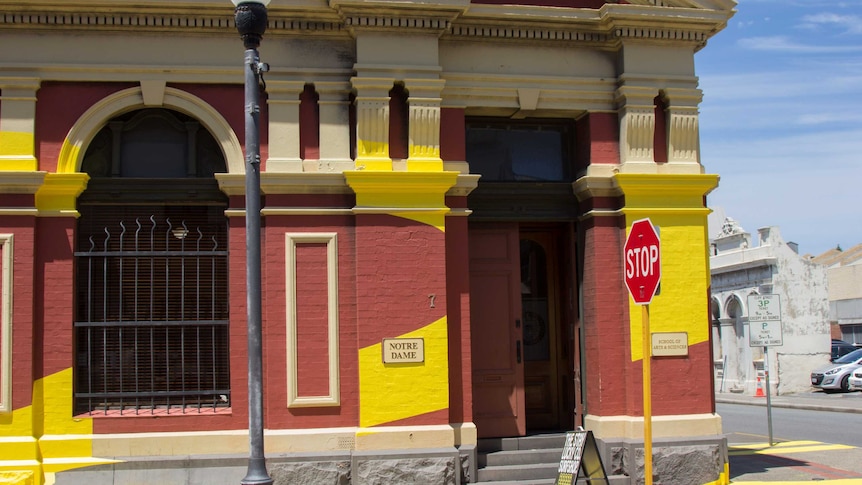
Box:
[716,390,862,484]
[716,389,862,414]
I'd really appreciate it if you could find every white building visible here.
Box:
[709,217,830,395]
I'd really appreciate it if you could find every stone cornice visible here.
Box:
[0,3,347,37]
[625,0,736,11]
[0,1,734,48]
[333,2,464,37]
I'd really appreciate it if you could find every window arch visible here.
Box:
[726,295,743,320]
[74,108,230,415]
[711,296,721,322]
[57,86,243,174]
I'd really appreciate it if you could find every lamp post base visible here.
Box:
[241,457,274,485]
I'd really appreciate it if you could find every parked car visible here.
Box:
[832,339,857,362]
[849,368,862,391]
[811,348,862,393]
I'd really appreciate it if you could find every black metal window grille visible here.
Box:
[74,207,230,415]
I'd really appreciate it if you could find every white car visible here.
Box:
[811,348,862,393]
[849,367,862,391]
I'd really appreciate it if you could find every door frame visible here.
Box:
[469,221,579,437]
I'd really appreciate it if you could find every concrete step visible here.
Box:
[479,448,563,467]
[476,462,560,482]
[475,477,627,485]
[474,479,556,485]
[478,433,568,452]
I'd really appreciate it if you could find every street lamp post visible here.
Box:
[231,1,273,484]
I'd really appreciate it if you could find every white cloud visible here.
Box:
[737,35,862,53]
[796,112,862,125]
[800,13,862,35]
[698,64,862,131]
[699,68,862,106]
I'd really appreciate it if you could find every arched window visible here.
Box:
[74,108,230,415]
[726,296,742,320]
[711,297,721,322]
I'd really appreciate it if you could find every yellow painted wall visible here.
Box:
[616,173,719,361]
[0,369,117,485]
[358,317,450,427]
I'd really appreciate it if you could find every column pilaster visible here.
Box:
[616,85,656,170]
[0,78,41,172]
[313,81,353,172]
[351,77,394,171]
[404,79,445,172]
[663,88,703,167]
[265,80,305,173]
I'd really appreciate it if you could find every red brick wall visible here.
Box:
[0,215,35,409]
[580,215,630,417]
[441,108,466,162]
[355,215,447,348]
[650,341,713,415]
[576,112,620,169]
[35,218,75,380]
[36,82,135,172]
[300,84,320,160]
[445,200,472,423]
[262,214,360,430]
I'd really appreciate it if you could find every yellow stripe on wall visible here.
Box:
[0,369,117,484]
[358,317,449,428]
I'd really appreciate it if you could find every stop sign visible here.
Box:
[624,218,661,305]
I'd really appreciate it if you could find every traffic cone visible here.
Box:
[755,377,765,397]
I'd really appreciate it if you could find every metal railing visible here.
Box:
[74,214,230,415]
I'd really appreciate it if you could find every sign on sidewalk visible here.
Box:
[555,429,609,485]
[747,294,783,347]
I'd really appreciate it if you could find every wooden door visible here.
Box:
[469,223,525,438]
[521,231,561,431]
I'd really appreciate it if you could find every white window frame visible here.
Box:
[285,232,340,408]
[0,234,13,413]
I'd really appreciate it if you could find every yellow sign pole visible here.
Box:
[642,304,652,485]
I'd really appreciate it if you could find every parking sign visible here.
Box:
[747,294,783,347]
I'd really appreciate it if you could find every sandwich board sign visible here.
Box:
[555,429,609,485]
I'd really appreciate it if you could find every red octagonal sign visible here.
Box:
[624,218,661,305]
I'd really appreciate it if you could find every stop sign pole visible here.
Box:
[624,218,661,485]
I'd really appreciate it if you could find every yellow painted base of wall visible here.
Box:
[703,463,730,485]
[0,471,35,485]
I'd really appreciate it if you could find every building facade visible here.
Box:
[0,0,734,483]
[811,244,862,345]
[710,218,830,396]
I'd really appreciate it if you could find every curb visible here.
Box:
[716,395,862,415]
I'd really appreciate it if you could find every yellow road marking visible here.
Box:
[731,480,862,485]
[729,440,855,456]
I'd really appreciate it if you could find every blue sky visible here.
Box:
[696,0,862,256]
